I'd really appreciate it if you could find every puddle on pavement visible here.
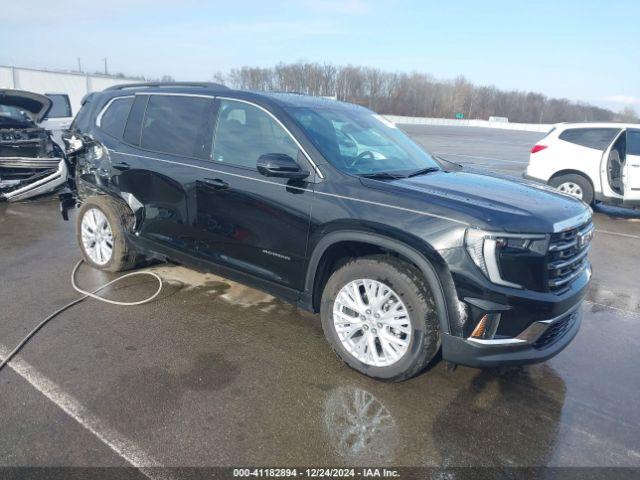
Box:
[149,264,280,312]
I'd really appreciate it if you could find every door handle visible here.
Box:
[112,161,130,171]
[203,178,229,190]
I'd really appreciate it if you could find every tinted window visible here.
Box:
[212,100,299,168]
[100,97,133,138]
[627,130,640,156]
[45,94,72,118]
[559,128,620,150]
[140,95,213,159]
[70,93,95,132]
[123,95,148,145]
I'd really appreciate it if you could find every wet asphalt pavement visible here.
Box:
[1,125,639,473]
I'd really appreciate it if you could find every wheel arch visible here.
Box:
[549,169,595,190]
[304,230,459,335]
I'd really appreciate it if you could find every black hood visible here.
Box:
[0,89,52,123]
[361,170,590,233]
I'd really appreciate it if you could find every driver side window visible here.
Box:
[212,100,299,169]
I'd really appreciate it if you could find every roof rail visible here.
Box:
[105,82,229,91]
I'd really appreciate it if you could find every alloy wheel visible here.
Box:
[557,181,583,199]
[333,279,411,367]
[81,208,114,265]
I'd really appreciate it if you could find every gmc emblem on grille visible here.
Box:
[577,229,594,249]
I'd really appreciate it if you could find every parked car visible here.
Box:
[0,89,68,202]
[525,122,640,207]
[60,83,593,381]
[40,93,74,142]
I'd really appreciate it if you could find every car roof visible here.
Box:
[101,82,367,112]
[554,122,640,130]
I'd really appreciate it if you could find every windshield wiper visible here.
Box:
[358,171,407,180]
[405,167,441,178]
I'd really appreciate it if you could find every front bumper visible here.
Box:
[442,301,582,368]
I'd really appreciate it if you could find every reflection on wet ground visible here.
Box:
[1,199,640,468]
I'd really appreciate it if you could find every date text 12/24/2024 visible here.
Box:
[233,468,400,478]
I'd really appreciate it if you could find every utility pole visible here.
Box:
[77,58,82,73]
[102,58,108,75]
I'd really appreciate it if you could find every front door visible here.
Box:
[192,98,315,289]
[622,129,640,203]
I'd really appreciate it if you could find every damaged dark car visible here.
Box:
[0,89,67,202]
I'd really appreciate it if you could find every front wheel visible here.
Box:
[320,255,440,382]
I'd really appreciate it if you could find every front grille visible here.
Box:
[547,221,593,293]
[533,311,578,349]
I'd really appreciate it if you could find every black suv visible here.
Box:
[61,82,593,381]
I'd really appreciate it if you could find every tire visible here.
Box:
[76,196,143,272]
[320,255,440,382]
[549,174,594,205]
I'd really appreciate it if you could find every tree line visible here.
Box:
[212,62,637,124]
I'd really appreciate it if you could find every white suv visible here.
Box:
[525,123,640,207]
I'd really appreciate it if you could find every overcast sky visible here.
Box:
[1,0,637,112]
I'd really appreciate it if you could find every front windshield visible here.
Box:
[287,106,440,176]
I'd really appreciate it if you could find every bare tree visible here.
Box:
[210,61,636,123]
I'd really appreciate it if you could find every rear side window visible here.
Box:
[140,95,214,159]
[99,97,134,138]
[123,95,148,145]
[559,128,620,150]
[45,94,72,118]
[627,130,640,156]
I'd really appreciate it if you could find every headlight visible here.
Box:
[464,229,547,289]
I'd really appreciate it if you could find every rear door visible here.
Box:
[622,129,640,202]
[191,98,315,289]
[114,93,216,252]
[599,129,626,200]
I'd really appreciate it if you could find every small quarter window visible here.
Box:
[123,95,148,146]
[100,97,134,138]
[559,128,620,150]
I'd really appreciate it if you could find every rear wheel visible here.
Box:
[549,174,594,205]
[320,255,440,382]
[76,196,143,272]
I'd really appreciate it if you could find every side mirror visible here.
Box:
[61,131,85,155]
[257,153,309,180]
